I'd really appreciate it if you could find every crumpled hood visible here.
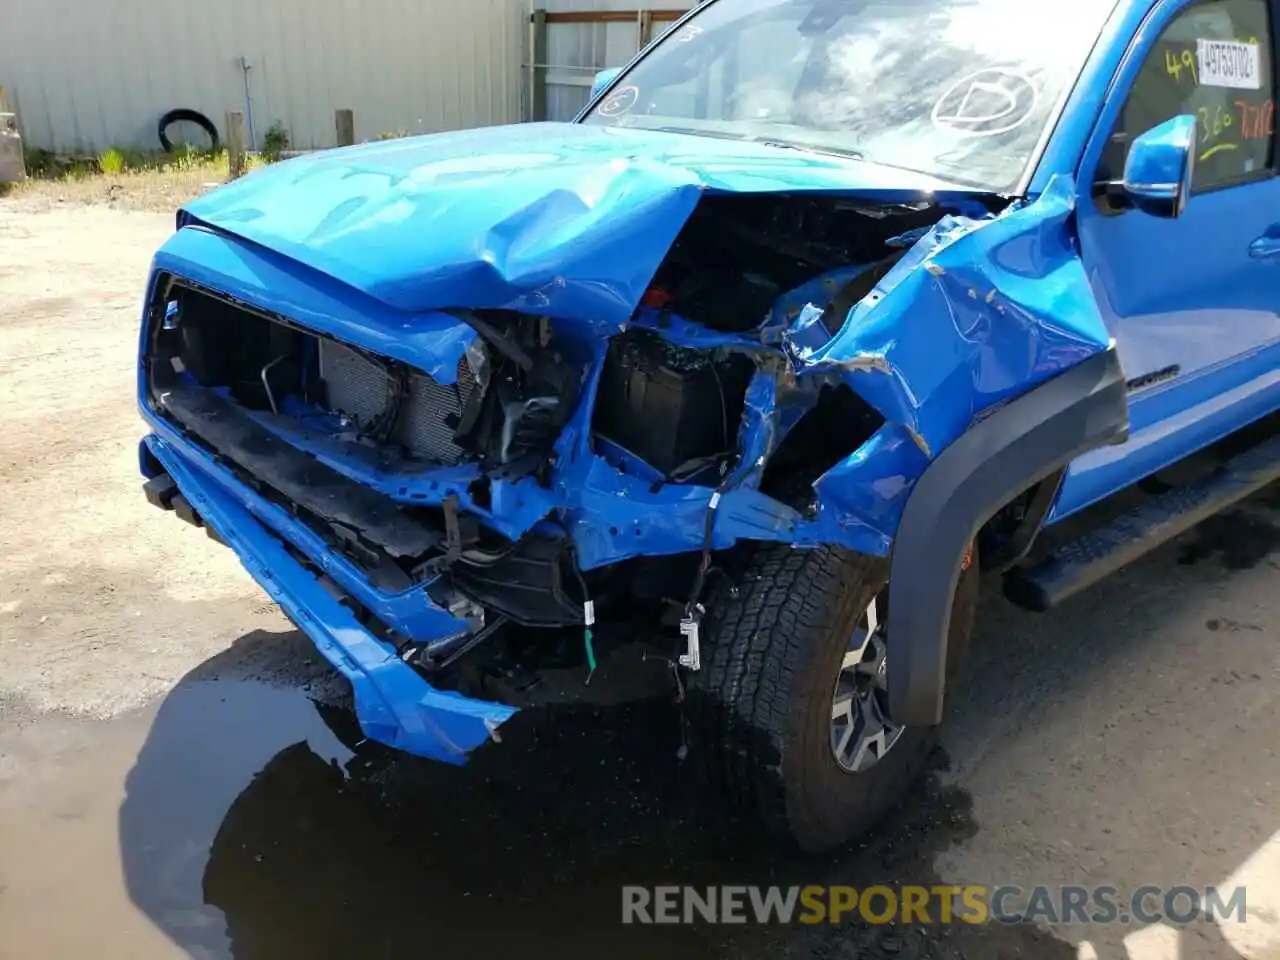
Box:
[181,122,980,327]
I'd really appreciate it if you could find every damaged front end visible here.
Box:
[138,133,1119,761]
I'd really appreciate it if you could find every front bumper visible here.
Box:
[140,431,516,763]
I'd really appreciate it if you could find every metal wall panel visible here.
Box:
[0,0,525,152]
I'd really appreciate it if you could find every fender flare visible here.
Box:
[887,347,1129,726]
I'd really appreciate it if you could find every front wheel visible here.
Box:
[690,543,977,851]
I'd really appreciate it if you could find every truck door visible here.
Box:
[1057,0,1280,519]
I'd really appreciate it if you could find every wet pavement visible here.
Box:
[0,662,1066,960]
[3,500,1280,959]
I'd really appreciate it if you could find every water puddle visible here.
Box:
[2,641,1091,959]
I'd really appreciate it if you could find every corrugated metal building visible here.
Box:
[0,0,699,153]
[0,0,527,152]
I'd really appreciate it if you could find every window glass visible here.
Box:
[581,0,1117,192]
[1103,0,1273,191]
[641,18,815,121]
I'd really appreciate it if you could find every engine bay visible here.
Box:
[647,192,958,332]
[142,191,974,680]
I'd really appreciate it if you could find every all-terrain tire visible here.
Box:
[689,543,978,851]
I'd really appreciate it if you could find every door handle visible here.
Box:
[1250,234,1280,258]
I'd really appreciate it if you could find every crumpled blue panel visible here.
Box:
[628,306,769,351]
[146,434,514,763]
[809,423,932,555]
[797,175,1112,457]
[548,339,801,566]
[732,371,781,487]
[564,458,800,569]
[767,264,876,329]
[155,226,478,383]
[180,123,986,330]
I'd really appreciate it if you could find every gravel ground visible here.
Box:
[0,194,1278,960]
[0,199,289,719]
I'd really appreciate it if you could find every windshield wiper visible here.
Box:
[652,125,752,141]
[752,139,864,161]
[648,125,864,160]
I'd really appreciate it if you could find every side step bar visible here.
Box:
[1005,432,1280,612]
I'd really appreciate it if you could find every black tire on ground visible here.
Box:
[157,108,220,153]
[690,542,978,851]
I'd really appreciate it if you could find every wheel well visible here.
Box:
[760,382,884,507]
[977,470,1065,573]
[887,347,1129,726]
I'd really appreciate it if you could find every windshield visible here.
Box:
[580,0,1118,191]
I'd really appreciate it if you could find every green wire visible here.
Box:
[584,626,597,680]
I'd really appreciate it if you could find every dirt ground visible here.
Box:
[0,197,292,720]
[7,155,231,214]
[1,192,1279,960]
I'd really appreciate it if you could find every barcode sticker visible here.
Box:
[1197,39,1261,89]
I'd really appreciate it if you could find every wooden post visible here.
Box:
[531,8,548,122]
[335,109,355,147]
[0,86,25,184]
[638,9,654,50]
[225,110,246,179]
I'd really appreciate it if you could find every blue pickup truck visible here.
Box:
[138,0,1280,850]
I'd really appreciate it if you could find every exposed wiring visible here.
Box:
[566,538,598,683]
[709,360,730,448]
[682,451,769,617]
[684,485,726,618]
[583,600,597,684]
[667,452,733,482]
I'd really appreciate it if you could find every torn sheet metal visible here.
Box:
[145,433,513,764]
[794,175,1113,458]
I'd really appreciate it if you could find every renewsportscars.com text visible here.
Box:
[621,884,1247,926]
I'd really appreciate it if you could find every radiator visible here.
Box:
[318,340,478,464]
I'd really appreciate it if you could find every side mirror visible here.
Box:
[1122,114,1196,218]
[590,67,623,101]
